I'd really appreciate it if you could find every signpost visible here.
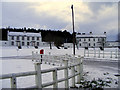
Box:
[40,49,44,63]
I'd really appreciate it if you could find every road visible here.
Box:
[83,58,119,73]
[1,55,119,72]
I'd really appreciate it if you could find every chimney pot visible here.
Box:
[104,32,106,34]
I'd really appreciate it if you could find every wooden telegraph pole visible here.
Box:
[71,5,75,55]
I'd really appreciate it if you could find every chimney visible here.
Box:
[23,31,26,34]
[90,32,92,35]
[82,33,85,35]
[104,32,106,35]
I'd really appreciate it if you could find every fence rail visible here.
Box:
[0,52,83,88]
[84,49,119,59]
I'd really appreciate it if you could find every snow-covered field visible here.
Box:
[0,46,119,88]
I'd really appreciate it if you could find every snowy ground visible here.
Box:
[0,46,119,88]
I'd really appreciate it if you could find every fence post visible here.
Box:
[103,51,104,58]
[115,49,117,58]
[40,54,43,63]
[110,51,112,58]
[63,60,69,88]
[33,51,42,88]
[32,51,34,61]
[87,49,89,57]
[34,62,42,88]
[98,50,100,58]
[52,55,55,65]
[53,69,58,88]
[119,77,120,90]
[84,49,86,57]
[76,56,83,83]
[80,57,83,77]
[71,66,75,87]
[94,49,96,57]
[11,74,17,88]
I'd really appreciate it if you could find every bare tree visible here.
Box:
[44,33,53,49]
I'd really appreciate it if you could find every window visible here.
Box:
[17,36,19,40]
[80,43,81,46]
[32,42,35,46]
[37,42,39,46]
[89,43,90,46]
[98,38,99,41]
[22,42,24,46]
[102,38,104,41]
[27,42,29,46]
[16,42,18,46]
[84,38,86,41]
[11,36,14,40]
[16,42,20,46]
[94,43,95,46]
[79,39,81,41]
[11,41,14,45]
[93,38,95,41]
[22,36,24,40]
[27,37,29,40]
[32,37,34,40]
[89,38,90,41]
[37,37,39,40]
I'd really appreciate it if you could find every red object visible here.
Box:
[40,49,44,54]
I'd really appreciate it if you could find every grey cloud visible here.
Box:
[2,2,118,41]
[75,2,118,41]
[2,2,68,29]
[87,2,116,13]
[107,30,118,41]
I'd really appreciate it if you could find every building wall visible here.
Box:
[76,33,106,48]
[64,43,73,48]
[8,31,42,46]
[42,42,54,47]
[0,41,9,46]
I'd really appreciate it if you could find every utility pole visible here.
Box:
[71,5,75,55]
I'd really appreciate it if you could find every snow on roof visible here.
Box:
[8,32,41,37]
[76,34,106,38]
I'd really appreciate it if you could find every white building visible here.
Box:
[0,41,9,46]
[105,41,120,48]
[8,31,42,46]
[42,42,54,47]
[64,43,73,48]
[76,32,106,48]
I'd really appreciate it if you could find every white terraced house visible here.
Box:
[76,32,106,48]
[8,31,42,46]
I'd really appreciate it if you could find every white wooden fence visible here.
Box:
[84,49,119,59]
[0,52,83,88]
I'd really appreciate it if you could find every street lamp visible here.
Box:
[71,5,75,55]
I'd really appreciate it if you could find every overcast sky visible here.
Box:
[2,1,118,41]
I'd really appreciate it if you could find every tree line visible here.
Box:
[0,27,73,47]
